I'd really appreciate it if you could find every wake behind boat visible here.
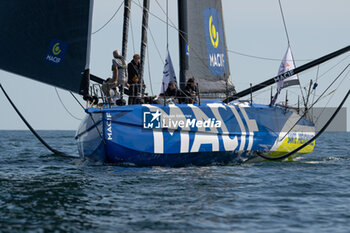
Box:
[0,0,349,166]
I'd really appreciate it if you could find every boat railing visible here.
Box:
[87,82,204,107]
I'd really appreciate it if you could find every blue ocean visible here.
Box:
[0,131,349,232]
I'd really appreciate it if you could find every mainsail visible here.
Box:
[178,0,235,96]
[0,0,94,94]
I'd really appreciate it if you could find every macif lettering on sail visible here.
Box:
[203,8,228,76]
[45,39,67,66]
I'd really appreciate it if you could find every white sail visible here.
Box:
[159,50,177,94]
[271,45,300,104]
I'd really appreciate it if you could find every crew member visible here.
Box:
[127,54,141,105]
[112,49,127,105]
[102,77,118,104]
[184,77,199,104]
[164,81,180,104]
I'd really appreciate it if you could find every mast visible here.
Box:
[178,0,189,90]
[139,0,150,97]
[122,0,131,58]
[166,0,169,49]
[79,0,94,97]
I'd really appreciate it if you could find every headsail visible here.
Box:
[159,50,177,95]
[0,0,94,94]
[178,0,235,96]
[277,46,300,88]
[271,45,300,105]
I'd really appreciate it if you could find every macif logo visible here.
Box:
[45,39,67,66]
[209,16,219,48]
[203,8,227,76]
[52,42,62,55]
[143,110,161,129]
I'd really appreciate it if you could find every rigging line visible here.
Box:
[154,0,225,78]
[153,0,180,40]
[54,88,82,121]
[146,45,154,95]
[287,44,307,108]
[283,64,350,139]
[278,0,307,108]
[154,0,174,44]
[313,66,320,99]
[278,0,290,45]
[134,0,210,74]
[166,0,169,49]
[227,49,313,62]
[69,91,85,110]
[137,0,163,65]
[311,65,320,118]
[314,69,350,124]
[0,83,65,156]
[306,54,350,108]
[312,54,350,82]
[141,0,314,72]
[131,0,177,30]
[148,26,165,65]
[308,90,336,100]
[69,92,106,145]
[225,48,350,103]
[130,11,136,54]
[257,88,350,161]
[92,1,124,35]
[152,0,212,74]
[299,54,350,101]
[280,63,350,141]
[313,90,337,124]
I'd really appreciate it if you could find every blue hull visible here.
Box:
[75,102,315,166]
[106,143,256,166]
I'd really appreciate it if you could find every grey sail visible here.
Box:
[0,0,94,94]
[178,0,235,96]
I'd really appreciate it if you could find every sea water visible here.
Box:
[0,131,349,232]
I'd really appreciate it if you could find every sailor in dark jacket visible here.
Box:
[127,54,141,105]
[184,77,199,104]
[164,81,177,97]
[162,81,179,104]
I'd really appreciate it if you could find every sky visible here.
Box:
[0,0,349,130]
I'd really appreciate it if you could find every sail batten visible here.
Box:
[0,0,94,93]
